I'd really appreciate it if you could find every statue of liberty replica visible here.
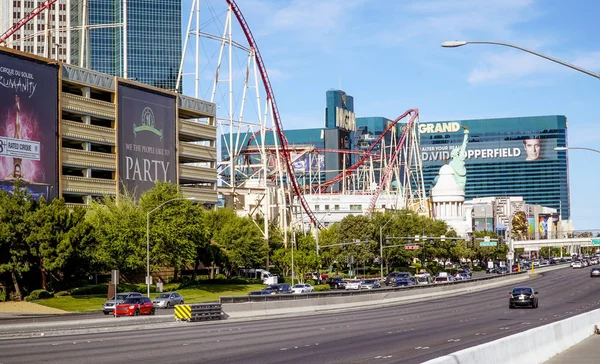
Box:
[448,125,469,189]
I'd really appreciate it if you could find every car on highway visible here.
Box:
[591,267,600,278]
[572,261,583,269]
[345,279,362,290]
[326,277,347,289]
[509,286,538,309]
[292,283,314,294]
[359,279,381,289]
[385,272,411,286]
[152,292,184,309]
[114,296,155,316]
[393,278,414,287]
[455,273,470,281]
[248,290,273,296]
[497,266,509,274]
[264,283,293,294]
[102,292,143,315]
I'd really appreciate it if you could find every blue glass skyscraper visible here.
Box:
[87,0,181,90]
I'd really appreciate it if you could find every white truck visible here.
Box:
[238,268,278,285]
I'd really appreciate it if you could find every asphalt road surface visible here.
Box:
[2,267,599,364]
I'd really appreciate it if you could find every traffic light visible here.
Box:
[451,238,457,245]
[471,236,475,248]
[498,237,503,245]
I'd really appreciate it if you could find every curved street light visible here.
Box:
[146,197,196,297]
[441,41,600,80]
[554,146,600,154]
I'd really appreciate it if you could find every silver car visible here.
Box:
[152,292,184,309]
[102,292,143,315]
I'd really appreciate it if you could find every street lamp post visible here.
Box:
[379,216,396,279]
[146,197,196,297]
[554,146,600,154]
[441,41,600,80]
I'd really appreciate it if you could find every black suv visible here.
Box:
[385,272,411,286]
[326,277,347,289]
[264,283,292,294]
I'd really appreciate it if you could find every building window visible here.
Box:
[324,205,330,210]
[350,204,362,211]
[334,205,340,210]
[314,205,319,211]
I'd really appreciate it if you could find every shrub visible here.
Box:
[55,291,71,297]
[70,284,108,295]
[314,284,330,292]
[26,289,55,301]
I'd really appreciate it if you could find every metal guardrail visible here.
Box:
[220,263,567,304]
[174,303,222,321]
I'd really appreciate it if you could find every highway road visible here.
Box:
[2,266,600,364]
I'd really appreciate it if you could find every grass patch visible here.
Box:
[32,284,266,313]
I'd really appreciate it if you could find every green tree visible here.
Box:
[27,197,86,290]
[205,208,267,277]
[140,183,206,281]
[86,193,146,276]
[0,184,39,300]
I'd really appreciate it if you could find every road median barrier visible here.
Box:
[174,303,222,322]
[220,264,568,319]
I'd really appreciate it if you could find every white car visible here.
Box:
[572,261,583,269]
[359,279,381,289]
[291,283,314,294]
[345,279,361,290]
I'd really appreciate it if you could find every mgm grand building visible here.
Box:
[0,47,217,206]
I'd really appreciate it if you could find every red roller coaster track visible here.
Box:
[0,0,58,45]
[226,0,322,227]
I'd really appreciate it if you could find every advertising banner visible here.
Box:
[527,217,535,238]
[419,120,560,165]
[421,138,558,164]
[538,215,549,240]
[118,84,176,198]
[0,51,58,199]
[289,152,325,172]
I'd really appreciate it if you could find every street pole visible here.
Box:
[146,211,150,298]
[291,231,295,286]
[441,41,600,80]
[379,226,384,279]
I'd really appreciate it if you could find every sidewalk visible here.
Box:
[545,335,600,363]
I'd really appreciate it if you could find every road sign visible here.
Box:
[484,236,491,242]
[405,245,420,250]
[592,239,600,245]
[506,251,514,260]
[480,241,497,247]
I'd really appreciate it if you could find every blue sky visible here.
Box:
[181,0,600,230]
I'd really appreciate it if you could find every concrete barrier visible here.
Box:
[422,308,600,364]
[221,264,569,319]
[222,272,535,318]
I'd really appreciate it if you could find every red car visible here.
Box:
[114,296,155,317]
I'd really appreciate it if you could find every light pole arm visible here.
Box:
[443,40,600,80]
[555,146,600,154]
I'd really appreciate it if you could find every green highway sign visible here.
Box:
[479,241,497,247]
[592,239,600,245]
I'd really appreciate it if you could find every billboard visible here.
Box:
[118,84,176,198]
[420,121,559,165]
[0,51,58,199]
[290,152,325,172]
[421,138,558,164]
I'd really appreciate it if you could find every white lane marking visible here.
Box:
[280,348,287,351]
